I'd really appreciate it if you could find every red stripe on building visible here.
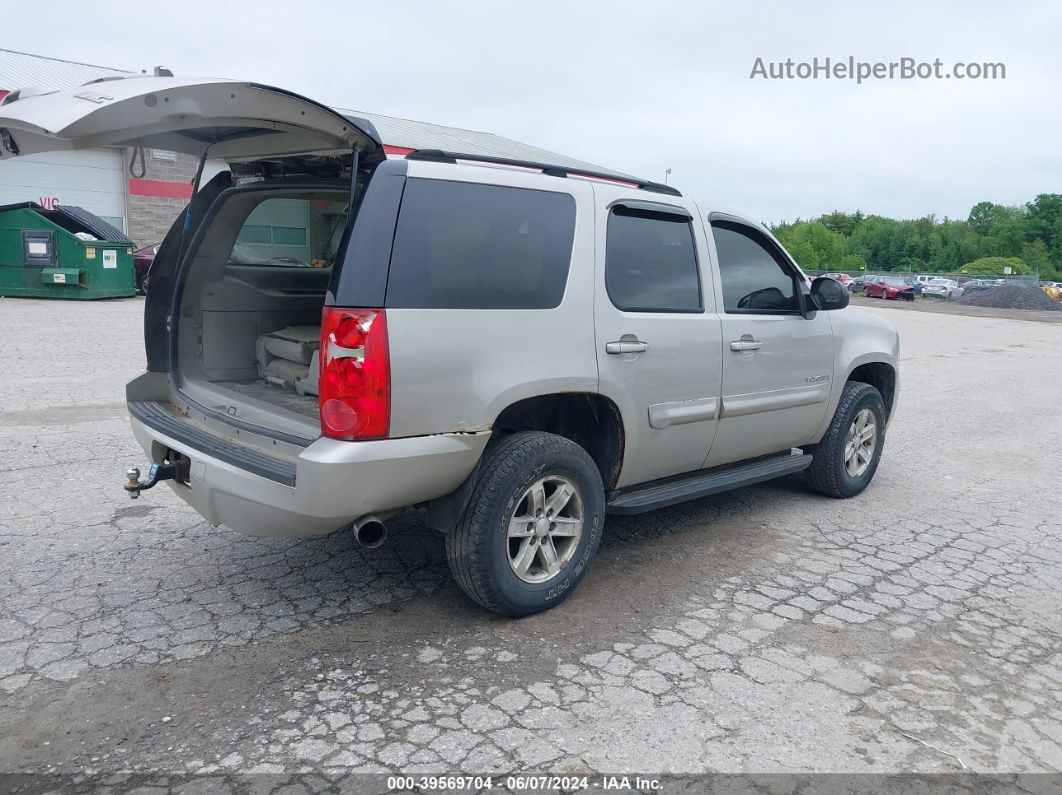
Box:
[383,144,414,156]
[127,178,194,200]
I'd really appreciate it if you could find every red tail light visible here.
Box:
[319,307,389,439]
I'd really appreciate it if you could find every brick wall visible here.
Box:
[125,149,199,246]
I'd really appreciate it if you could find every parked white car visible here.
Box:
[922,279,964,299]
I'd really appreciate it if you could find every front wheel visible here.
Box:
[803,381,886,498]
[446,431,605,616]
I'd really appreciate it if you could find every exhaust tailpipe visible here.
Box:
[352,515,387,549]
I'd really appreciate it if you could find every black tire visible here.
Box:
[446,431,605,617]
[802,381,886,498]
[135,274,145,296]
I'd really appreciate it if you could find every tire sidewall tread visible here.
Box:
[804,381,886,498]
[446,431,604,617]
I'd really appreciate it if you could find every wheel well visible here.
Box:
[847,362,896,419]
[492,394,624,489]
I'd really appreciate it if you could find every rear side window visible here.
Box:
[605,207,702,312]
[386,180,576,309]
[712,222,800,313]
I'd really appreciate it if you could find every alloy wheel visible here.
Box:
[506,476,584,583]
[844,408,877,477]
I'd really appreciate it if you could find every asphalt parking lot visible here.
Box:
[1,297,1060,786]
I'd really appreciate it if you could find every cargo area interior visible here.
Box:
[176,182,354,441]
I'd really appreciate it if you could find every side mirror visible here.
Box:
[810,276,850,311]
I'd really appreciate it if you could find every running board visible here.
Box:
[606,453,812,515]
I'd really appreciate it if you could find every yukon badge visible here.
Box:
[806,374,830,383]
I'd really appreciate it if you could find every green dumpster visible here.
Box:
[0,202,136,299]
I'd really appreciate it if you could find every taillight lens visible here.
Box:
[319,307,389,439]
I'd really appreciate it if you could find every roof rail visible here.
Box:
[405,149,681,197]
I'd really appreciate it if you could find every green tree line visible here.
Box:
[769,193,1062,279]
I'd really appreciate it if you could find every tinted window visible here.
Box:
[386,180,576,309]
[272,226,308,246]
[605,207,701,312]
[231,197,347,267]
[237,224,271,244]
[712,223,799,313]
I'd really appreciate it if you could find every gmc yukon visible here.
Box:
[0,77,899,616]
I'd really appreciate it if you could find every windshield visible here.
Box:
[883,277,907,285]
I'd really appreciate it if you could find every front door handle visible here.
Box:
[730,338,763,352]
[606,340,649,354]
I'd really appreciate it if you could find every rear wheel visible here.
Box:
[446,431,604,616]
[803,381,886,498]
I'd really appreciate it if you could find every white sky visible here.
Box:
[4,0,1059,224]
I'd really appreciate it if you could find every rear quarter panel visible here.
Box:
[386,163,598,437]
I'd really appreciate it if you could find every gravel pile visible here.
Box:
[955,285,1062,312]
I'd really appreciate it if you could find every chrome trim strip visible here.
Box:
[648,396,719,429]
[721,384,830,418]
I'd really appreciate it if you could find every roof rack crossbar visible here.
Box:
[405,149,681,197]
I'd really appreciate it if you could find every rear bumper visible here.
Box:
[129,407,490,538]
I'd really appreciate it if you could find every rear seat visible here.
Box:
[256,326,320,396]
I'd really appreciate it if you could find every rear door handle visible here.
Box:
[730,339,763,352]
[606,340,649,354]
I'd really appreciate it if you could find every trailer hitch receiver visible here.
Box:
[124,460,181,499]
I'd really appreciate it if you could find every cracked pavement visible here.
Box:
[0,297,1060,786]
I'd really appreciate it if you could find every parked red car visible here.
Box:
[133,244,158,295]
[863,275,915,301]
[823,272,852,284]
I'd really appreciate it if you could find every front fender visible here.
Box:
[811,307,900,442]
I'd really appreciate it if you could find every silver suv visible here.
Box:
[1,77,899,616]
